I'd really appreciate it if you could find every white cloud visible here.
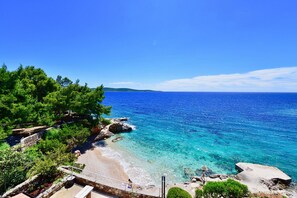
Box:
[155,67,297,92]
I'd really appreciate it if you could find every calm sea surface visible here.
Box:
[102,92,297,184]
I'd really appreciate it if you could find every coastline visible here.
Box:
[76,138,297,197]
[77,138,155,187]
[77,115,297,197]
[77,145,129,183]
[95,138,156,186]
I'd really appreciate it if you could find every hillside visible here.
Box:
[103,87,157,92]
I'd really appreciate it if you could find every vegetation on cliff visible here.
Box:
[0,64,110,141]
[0,65,111,194]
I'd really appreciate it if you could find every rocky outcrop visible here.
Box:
[235,162,292,193]
[236,163,291,185]
[195,167,214,177]
[112,117,128,122]
[94,118,133,141]
[112,136,124,143]
[109,122,132,133]
[94,126,114,141]
[209,174,228,180]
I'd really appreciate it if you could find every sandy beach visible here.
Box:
[76,140,161,197]
[77,146,129,184]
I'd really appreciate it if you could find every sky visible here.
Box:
[1,0,297,92]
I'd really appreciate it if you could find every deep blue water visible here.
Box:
[103,92,297,183]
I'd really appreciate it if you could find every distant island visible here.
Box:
[103,87,157,92]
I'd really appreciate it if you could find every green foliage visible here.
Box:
[0,142,10,150]
[0,147,33,194]
[0,65,111,193]
[24,123,88,178]
[27,155,58,177]
[45,124,90,149]
[224,179,248,198]
[0,65,59,136]
[0,65,110,142]
[44,83,111,124]
[195,189,203,198]
[24,146,43,161]
[202,179,248,198]
[36,139,66,154]
[167,187,192,198]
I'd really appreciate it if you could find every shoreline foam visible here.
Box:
[77,146,129,183]
[95,139,155,187]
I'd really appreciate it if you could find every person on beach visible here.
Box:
[128,178,133,189]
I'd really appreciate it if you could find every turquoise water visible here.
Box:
[103,92,297,184]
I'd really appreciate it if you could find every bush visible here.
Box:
[36,139,66,154]
[167,187,192,198]
[203,179,248,198]
[203,180,225,197]
[195,189,203,198]
[0,142,10,150]
[45,124,89,149]
[224,179,248,198]
[0,148,33,194]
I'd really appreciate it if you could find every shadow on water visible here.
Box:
[73,134,107,154]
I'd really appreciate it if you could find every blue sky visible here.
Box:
[1,0,297,91]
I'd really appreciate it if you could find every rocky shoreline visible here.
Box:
[94,117,133,141]
[90,118,296,197]
[182,163,296,197]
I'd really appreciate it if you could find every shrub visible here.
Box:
[167,187,192,198]
[203,179,248,198]
[0,142,10,150]
[0,147,33,194]
[45,124,89,149]
[203,180,225,197]
[37,139,66,154]
[195,189,203,198]
[224,179,248,197]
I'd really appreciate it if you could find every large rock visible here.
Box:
[235,162,291,193]
[112,117,128,122]
[108,122,132,133]
[195,167,214,177]
[94,119,133,141]
[94,131,114,141]
[209,174,228,180]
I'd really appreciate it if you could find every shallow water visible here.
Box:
[103,92,297,184]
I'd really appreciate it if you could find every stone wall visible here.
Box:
[36,176,68,198]
[20,127,53,149]
[2,175,67,198]
[20,131,44,148]
[2,175,38,198]
[59,167,160,198]
[75,176,159,198]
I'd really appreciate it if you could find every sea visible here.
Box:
[98,92,297,186]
